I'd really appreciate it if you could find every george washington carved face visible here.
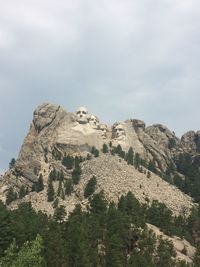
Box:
[76,107,89,124]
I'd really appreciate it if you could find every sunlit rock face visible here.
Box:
[113,124,126,141]
[33,103,61,132]
[111,121,145,155]
[2,101,200,210]
[4,101,200,195]
[88,115,100,129]
[76,107,89,124]
[99,124,109,139]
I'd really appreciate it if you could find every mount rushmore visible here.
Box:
[1,102,200,204]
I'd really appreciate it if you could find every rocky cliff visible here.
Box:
[0,102,199,201]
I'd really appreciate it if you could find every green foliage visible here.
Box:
[148,160,157,173]
[168,138,177,149]
[62,155,74,169]
[72,163,81,185]
[155,238,176,267]
[53,205,66,223]
[72,169,80,185]
[0,234,46,267]
[193,245,200,267]
[6,187,17,205]
[175,153,200,202]
[91,146,99,157]
[19,186,27,199]
[0,191,199,266]
[57,180,62,197]
[44,147,48,163]
[134,153,141,169]
[90,191,107,215]
[64,179,73,195]
[47,179,54,202]
[35,174,44,192]
[84,176,97,198]
[113,144,125,158]
[58,170,64,182]
[0,201,12,256]
[48,169,57,182]
[10,202,48,247]
[102,143,109,153]
[146,200,174,235]
[9,158,16,169]
[126,147,134,165]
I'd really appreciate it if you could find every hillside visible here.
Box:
[1,103,200,266]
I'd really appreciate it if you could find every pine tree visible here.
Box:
[36,174,44,192]
[84,176,97,198]
[126,147,134,165]
[134,153,141,169]
[47,179,55,202]
[193,245,200,267]
[59,170,64,181]
[102,143,108,153]
[0,234,46,267]
[91,146,99,157]
[62,155,74,169]
[49,169,57,181]
[0,201,12,257]
[53,205,66,223]
[65,179,73,195]
[148,160,157,173]
[19,186,27,199]
[115,144,125,158]
[72,164,81,185]
[9,158,15,169]
[6,187,17,205]
[57,180,62,197]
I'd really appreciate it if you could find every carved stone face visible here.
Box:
[114,124,126,140]
[89,115,99,129]
[100,124,108,138]
[76,107,88,124]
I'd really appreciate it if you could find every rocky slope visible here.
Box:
[7,154,194,217]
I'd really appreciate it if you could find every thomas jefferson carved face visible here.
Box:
[114,124,126,140]
[100,124,108,138]
[89,115,99,129]
[76,107,88,124]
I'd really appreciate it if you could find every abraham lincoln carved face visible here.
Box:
[114,124,126,140]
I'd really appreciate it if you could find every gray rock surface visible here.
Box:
[0,102,199,213]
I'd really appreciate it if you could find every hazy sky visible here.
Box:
[0,0,200,173]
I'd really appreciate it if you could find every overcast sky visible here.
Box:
[0,0,200,173]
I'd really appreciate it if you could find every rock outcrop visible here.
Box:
[147,223,196,264]
[0,102,199,210]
